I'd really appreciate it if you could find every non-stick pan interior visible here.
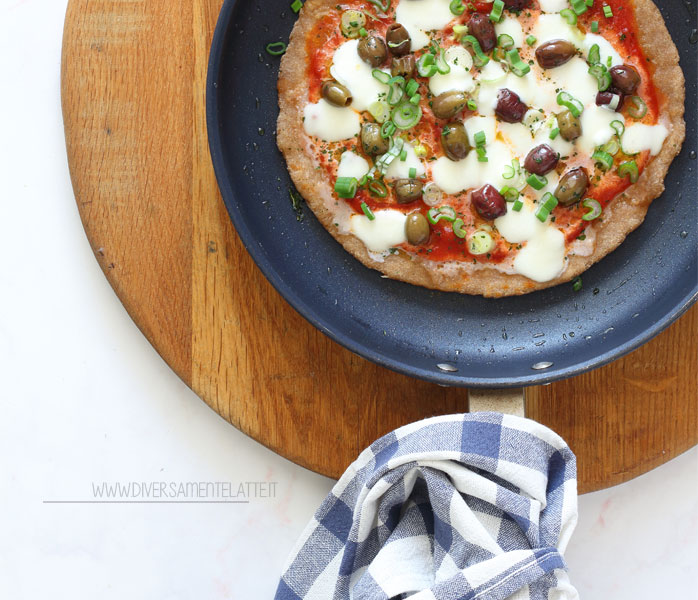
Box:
[207,0,697,387]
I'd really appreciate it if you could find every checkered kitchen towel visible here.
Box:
[275,412,578,600]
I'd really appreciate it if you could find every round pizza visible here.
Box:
[277,0,685,297]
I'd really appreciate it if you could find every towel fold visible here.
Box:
[276,412,578,600]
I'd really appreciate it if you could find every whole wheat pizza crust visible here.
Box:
[277,0,685,297]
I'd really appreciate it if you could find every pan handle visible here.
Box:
[468,388,526,417]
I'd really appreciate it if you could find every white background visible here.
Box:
[0,0,696,598]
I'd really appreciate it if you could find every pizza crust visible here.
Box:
[277,0,685,297]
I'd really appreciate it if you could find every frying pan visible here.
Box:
[206,0,697,388]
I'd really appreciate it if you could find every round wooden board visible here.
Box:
[61,0,697,493]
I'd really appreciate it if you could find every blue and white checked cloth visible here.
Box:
[275,412,578,600]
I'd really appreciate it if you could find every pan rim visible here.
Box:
[205,0,697,388]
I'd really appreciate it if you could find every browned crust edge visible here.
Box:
[277,0,685,297]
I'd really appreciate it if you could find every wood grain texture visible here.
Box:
[62,0,697,493]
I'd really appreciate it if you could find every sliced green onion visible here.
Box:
[600,137,620,155]
[535,192,558,221]
[467,99,478,111]
[476,147,488,162]
[435,49,451,74]
[587,43,600,65]
[618,160,639,183]
[506,48,530,77]
[474,130,486,147]
[610,119,625,138]
[427,205,457,224]
[489,0,504,22]
[559,8,577,25]
[500,185,520,201]
[387,76,405,105]
[602,4,613,17]
[592,149,614,170]
[372,69,391,85]
[405,79,419,97]
[449,0,466,15]
[581,198,602,220]
[585,0,594,6]
[368,180,388,197]
[627,96,648,119]
[591,20,599,33]
[409,93,422,105]
[526,35,537,46]
[360,202,375,220]
[265,42,287,56]
[497,34,515,49]
[417,53,438,77]
[469,230,495,255]
[556,91,584,117]
[588,63,611,91]
[452,218,467,238]
[369,100,390,123]
[572,276,583,292]
[291,0,303,14]
[392,102,422,129]
[335,177,358,199]
[453,24,469,41]
[549,127,560,140]
[380,120,396,138]
[374,138,404,174]
[367,0,391,15]
[399,149,408,161]
[571,0,588,15]
[414,144,428,158]
[526,173,548,190]
[408,167,417,179]
[512,198,524,211]
[462,35,489,67]
[359,27,368,37]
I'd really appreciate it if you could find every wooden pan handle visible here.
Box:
[468,388,526,417]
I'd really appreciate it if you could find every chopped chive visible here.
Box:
[506,48,530,77]
[359,27,368,37]
[591,20,599,33]
[585,0,594,5]
[571,0,588,15]
[489,0,504,22]
[408,167,417,179]
[265,42,287,56]
[409,93,422,105]
[467,99,478,111]
[474,130,486,147]
[549,127,560,140]
[335,177,358,199]
[559,8,577,25]
[405,79,419,97]
[290,0,303,13]
[602,4,613,17]
[512,198,524,211]
[361,202,375,220]
[399,149,408,161]
[572,277,583,292]
[476,147,488,162]
[587,43,600,65]
[591,149,614,170]
[526,35,537,46]
[526,173,547,190]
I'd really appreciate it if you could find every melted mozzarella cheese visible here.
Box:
[577,105,618,154]
[330,40,388,111]
[532,14,583,47]
[431,140,513,194]
[622,123,669,156]
[303,99,360,141]
[514,226,566,282]
[495,17,525,47]
[549,57,599,108]
[337,151,369,179]
[581,33,623,68]
[478,59,507,84]
[384,143,426,179]
[395,0,454,51]
[429,46,475,96]
[538,0,568,11]
[350,210,407,252]
[495,203,565,282]
[464,115,497,147]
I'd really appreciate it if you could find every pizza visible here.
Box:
[276,0,684,297]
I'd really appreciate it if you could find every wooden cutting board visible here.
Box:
[61,0,697,493]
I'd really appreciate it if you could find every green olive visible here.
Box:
[431,91,468,120]
[357,35,388,67]
[361,123,389,156]
[555,167,589,206]
[340,10,366,39]
[441,122,471,161]
[556,109,582,142]
[391,55,415,78]
[405,212,430,245]
[321,81,353,107]
[394,179,424,204]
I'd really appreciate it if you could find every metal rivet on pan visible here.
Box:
[531,361,553,370]
[436,363,458,373]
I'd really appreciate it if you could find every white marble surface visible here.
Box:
[0,1,696,597]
